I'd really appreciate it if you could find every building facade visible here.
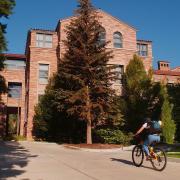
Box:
[0,54,26,137]
[153,61,180,84]
[1,10,154,138]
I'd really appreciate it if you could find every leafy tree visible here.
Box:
[122,55,150,132]
[167,84,180,142]
[161,85,176,144]
[34,0,118,144]
[0,0,15,98]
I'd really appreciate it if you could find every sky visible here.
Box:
[2,0,180,68]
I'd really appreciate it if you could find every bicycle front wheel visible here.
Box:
[132,145,144,167]
[151,147,167,171]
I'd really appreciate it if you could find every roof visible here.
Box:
[158,60,170,63]
[30,28,56,34]
[171,66,180,71]
[137,39,152,43]
[97,9,137,31]
[2,53,26,60]
[58,9,137,31]
[154,70,180,76]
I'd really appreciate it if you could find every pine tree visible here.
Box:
[0,0,15,98]
[50,0,116,144]
[34,0,119,144]
[161,85,176,144]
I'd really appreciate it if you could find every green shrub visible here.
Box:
[94,128,133,145]
[14,135,26,141]
[3,135,26,141]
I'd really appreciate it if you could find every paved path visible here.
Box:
[0,141,180,180]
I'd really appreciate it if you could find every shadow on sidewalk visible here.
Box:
[111,158,154,170]
[0,141,38,180]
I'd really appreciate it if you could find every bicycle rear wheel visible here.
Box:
[150,147,167,171]
[132,145,144,167]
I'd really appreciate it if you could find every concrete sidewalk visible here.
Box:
[64,144,180,163]
[0,141,180,180]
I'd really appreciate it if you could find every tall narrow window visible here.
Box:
[114,65,124,84]
[109,64,124,84]
[8,82,22,98]
[113,32,123,48]
[39,64,49,84]
[98,28,106,46]
[36,33,52,48]
[137,44,148,57]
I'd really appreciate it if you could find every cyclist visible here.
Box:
[134,118,162,160]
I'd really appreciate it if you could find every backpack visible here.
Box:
[148,121,162,134]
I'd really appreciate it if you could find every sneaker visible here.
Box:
[146,155,151,161]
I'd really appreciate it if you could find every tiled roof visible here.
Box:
[2,53,26,60]
[30,28,56,33]
[171,66,180,71]
[154,70,180,76]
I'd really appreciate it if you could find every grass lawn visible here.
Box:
[167,152,180,158]
[166,145,180,158]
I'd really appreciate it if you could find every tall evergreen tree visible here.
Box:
[0,0,15,98]
[33,80,86,143]
[58,0,117,144]
[34,0,117,144]
[167,84,180,142]
[122,55,162,132]
[161,85,176,144]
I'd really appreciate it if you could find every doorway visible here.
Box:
[6,107,21,136]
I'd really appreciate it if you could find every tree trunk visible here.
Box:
[86,85,92,144]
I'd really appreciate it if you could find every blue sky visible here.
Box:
[2,0,180,68]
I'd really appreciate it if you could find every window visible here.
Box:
[137,44,148,57]
[8,82,22,98]
[113,32,123,48]
[39,64,49,84]
[4,60,26,70]
[114,65,124,84]
[109,64,124,84]
[98,28,106,46]
[36,33,52,48]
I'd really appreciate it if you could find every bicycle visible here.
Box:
[132,136,167,171]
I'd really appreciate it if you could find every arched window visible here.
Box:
[98,27,106,46]
[113,32,123,48]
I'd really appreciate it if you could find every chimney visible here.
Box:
[158,61,170,71]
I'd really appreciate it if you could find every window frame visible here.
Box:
[108,64,124,84]
[4,59,26,70]
[98,28,106,46]
[113,32,123,48]
[8,82,22,99]
[36,33,53,48]
[137,43,148,57]
[38,64,49,84]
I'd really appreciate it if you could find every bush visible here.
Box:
[94,128,133,145]
[3,135,26,141]
[14,135,26,141]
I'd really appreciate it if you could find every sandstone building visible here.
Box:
[0,10,178,139]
